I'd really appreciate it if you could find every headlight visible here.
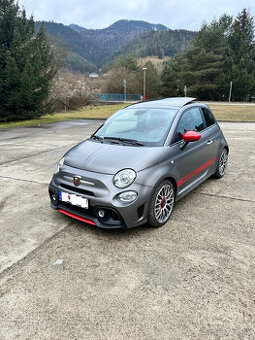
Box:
[113,169,136,188]
[54,157,64,174]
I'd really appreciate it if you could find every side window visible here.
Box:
[202,108,215,127]
[173,108,205,143]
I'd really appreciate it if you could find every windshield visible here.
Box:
[94,108,177,146]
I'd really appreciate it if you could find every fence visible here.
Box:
[99,93,142,102]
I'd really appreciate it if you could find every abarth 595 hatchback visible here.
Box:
[49,97,228,229]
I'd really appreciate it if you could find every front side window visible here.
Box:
[173,107,205,143]
[95,108,177,146]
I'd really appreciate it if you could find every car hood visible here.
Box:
[64,140,164,174]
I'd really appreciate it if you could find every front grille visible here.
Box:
[60,183,94,196]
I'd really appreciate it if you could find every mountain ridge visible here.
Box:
[69,19,171,57]
[70,19,169,33]
[36,19,196,72]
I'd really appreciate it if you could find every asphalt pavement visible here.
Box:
[0,120,254,339]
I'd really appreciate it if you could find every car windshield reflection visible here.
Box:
[94,108,177,146]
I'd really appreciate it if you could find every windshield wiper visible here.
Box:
[90,134,104,141]
[103,137,144,146]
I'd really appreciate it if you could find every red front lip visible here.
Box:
[58,208,96,226]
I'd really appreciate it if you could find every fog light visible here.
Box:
[118,191,138,203]
[98,210,105,218]
[52,194,58,203]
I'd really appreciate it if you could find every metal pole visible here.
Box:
[142,67,147,101]
[229,81,232,103]
[184,85,187,97]
[123,79,127,102]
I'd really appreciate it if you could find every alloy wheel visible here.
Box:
[154,184,174,224]
[219,149,228,176]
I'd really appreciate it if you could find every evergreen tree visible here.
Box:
[0,0,55,122]
[114,55,139,72]
[161,10,255,101]
[181,15,232,100]
[161,54,186,97]
[142,61,161,99]
[183,47,224,100]
[136,60,160,99]
[224,9,255,100]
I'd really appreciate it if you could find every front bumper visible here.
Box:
[50,197,127,229]
[49,164,153,229]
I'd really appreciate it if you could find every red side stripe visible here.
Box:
[177,156,216,187]
[58,209,96,225]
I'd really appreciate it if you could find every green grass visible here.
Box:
[0,102,254,129]
[0,103,128,129]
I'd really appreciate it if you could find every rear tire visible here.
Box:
[213,148,228,179]
[148,180,175,228]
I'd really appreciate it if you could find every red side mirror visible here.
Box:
[183,131,201,142]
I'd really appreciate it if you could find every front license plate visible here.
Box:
[59,190,88,209]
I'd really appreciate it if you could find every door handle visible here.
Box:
[207,140,214,145]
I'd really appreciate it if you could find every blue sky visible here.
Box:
[20,0,255,30]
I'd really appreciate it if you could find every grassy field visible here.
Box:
[0,102,254,129]
[138,56,171,73]
[207,104,255,121]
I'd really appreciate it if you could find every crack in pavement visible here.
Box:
[0,175,48,185]
[0,143,76,166]
[0,132,46,142]
[199,191,255,203]
[0,128,84,142]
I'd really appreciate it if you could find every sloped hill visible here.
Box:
[116,29,197,58]
[70,20,169,55]
[35,21,105,65]
[36,20,196,72]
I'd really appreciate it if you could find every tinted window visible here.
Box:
[202,108,215,127]
[173,107,205,143]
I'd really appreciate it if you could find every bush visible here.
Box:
[49,73,101,112]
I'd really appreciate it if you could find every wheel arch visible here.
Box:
[152,175,177,200]
[164,176,177,196]
[217,143,229,164]
[147,175,176,228]
[224,145,229,154]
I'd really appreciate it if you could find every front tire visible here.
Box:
[213,148,228,179]
[148,180,175,228]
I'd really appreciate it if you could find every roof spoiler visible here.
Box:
[177,97,196,107]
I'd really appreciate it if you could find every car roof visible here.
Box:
[128,97,196,109]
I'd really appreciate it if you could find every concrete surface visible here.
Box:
[0,121,254,339]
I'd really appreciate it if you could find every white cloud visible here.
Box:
[20,0,255,30]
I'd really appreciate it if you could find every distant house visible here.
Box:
[89,72,99,78]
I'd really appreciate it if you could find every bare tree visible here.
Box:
[49,72,101,112]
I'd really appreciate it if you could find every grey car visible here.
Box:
[49,97,229,229]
